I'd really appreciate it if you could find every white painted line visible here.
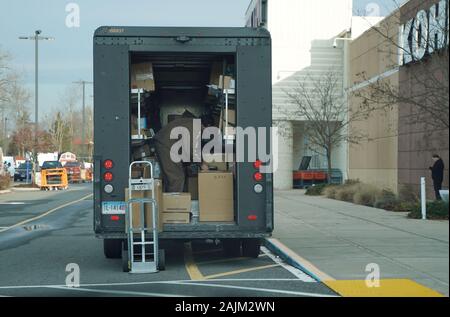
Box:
[168,281,337,297]
[261,246,316,282]
[0,202,26,205]
[0,278,309,290]
[47,286,191,297]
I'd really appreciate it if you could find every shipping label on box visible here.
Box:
[198,172,234,222]
[162,193,191,213]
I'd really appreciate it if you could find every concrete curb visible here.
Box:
[11,187,40,192]
[263,237,322,282]
[0,189,12,195]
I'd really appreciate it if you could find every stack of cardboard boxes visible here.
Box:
[125,162,234,226]
[162,193,191,224]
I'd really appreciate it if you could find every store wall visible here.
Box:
[348,13,400,192]
[397,0,449,197]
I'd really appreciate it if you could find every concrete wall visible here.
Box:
[348,12,400,192]
[348,0,449,197]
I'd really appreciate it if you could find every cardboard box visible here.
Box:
[218,75,235,90]
[188,177,199,200]
[202,153,228,171]
[162,212,190,224]
[198,172,234,222]
[124,180,163,232]
[131,63,155,92]
[162,193,191,213]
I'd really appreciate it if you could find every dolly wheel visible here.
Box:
[122,242,130,272]
[103,239,122,259]
[158,249,166,271]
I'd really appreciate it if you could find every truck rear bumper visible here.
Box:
[96,231,271,240]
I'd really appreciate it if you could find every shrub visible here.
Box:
[305,183,328,196]
[408,200,449,220]
[353,184,381,207]
[399,184,419,203]
[374,189,399,210]
[345,179,361,186]
[0,175,11,190]
[335,184,358,202]
[323,185,338,199]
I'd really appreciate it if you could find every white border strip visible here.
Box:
[347,67,399,92]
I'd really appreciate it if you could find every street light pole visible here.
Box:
[19,30,54,161]
[73,80,93,160]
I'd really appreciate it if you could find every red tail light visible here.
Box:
[104,159,114,170]
[248,215,258,221]
[111,215,120,221]
[253,172,263,182]
[253,160,262,169]
[104,172,113,182]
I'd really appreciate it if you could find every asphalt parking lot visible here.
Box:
[0,184,337,297]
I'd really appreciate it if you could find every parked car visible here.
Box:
[14,162,33,181]
[64,161,82,183]
[41,161,63,170]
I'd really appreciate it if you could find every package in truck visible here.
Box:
[198,172,234,222]
[162,193,191,213]
[131,63,155,92]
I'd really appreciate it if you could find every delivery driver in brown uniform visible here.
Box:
[153,115,213,192]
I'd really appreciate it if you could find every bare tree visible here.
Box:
[57,86,81,152]
[353,0,449,130]
[283,71,371,182]
[47,111,70,153]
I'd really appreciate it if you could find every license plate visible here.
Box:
[102,201,127,215]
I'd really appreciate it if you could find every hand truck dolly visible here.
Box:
[122,161,165,273]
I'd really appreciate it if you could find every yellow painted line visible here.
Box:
[0,194,93,233]
[268,238,335,281]
[324,279,445,297]
[204,264,281,280]
[196,254,268,266]
[183,242,206,281]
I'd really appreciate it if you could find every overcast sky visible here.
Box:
[0,0,398,119]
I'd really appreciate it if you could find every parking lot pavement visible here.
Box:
[0,189,337,297]
[272,190,449,297]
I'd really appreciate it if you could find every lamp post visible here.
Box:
[19,30,54,160]
[73,80,93,160]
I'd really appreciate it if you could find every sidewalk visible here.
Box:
[272,190,449,296]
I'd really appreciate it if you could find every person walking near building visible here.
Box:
[429,154,445,200]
